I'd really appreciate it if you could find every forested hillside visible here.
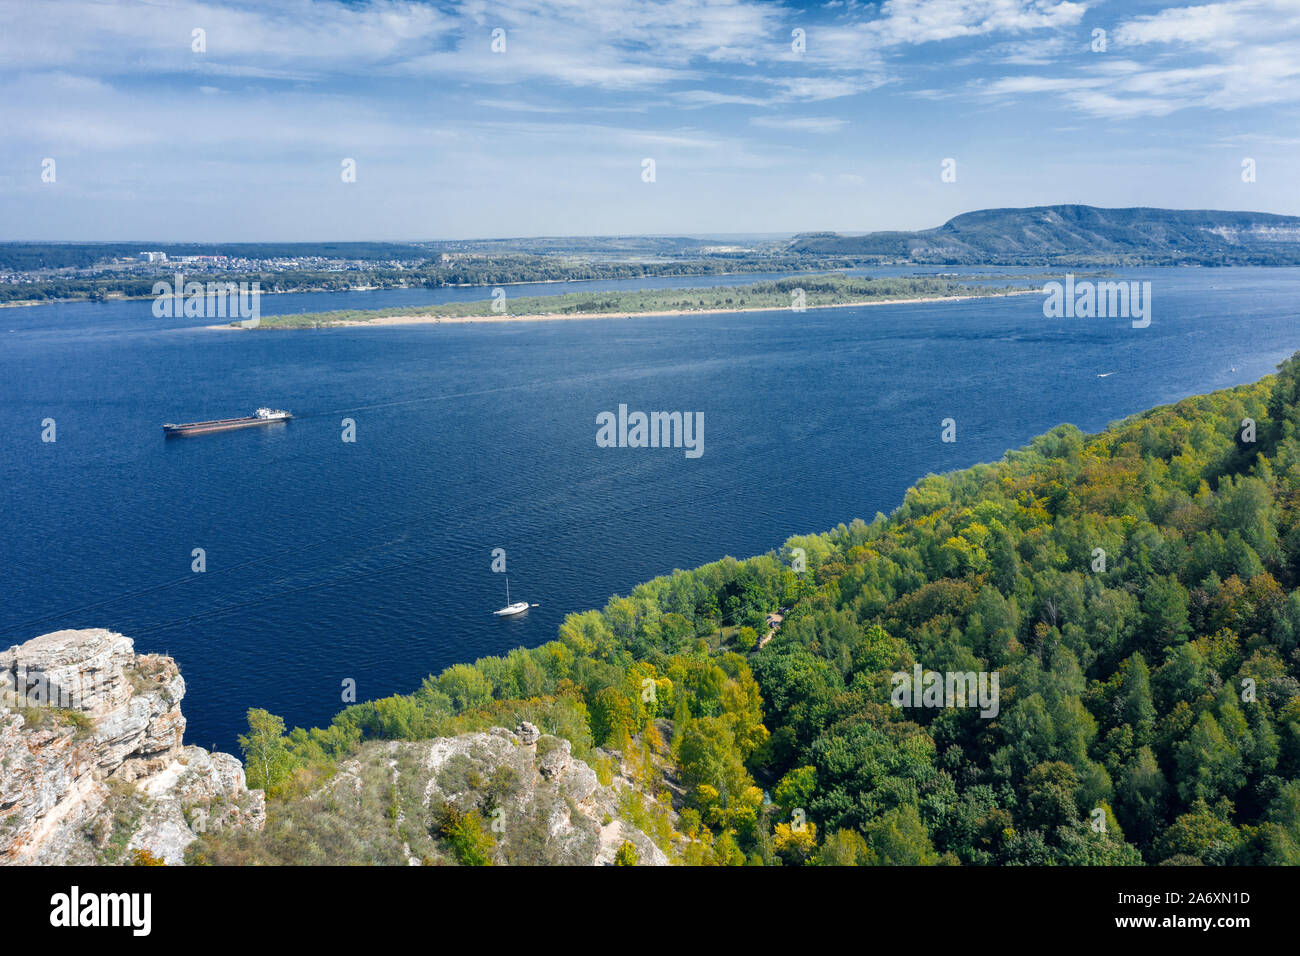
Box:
[790,205,1300,265]
[204,354,1300,865]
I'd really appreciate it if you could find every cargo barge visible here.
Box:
[163,407,292,437]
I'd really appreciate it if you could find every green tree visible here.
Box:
[589,687,635,749]
[736,626,758,652]
[1141,575,1191,650]
[812,828,876,865]
[1156,803,1240,863]
[614,841,639,866]
[238,708,293,793]
[1023,761,1080,833]
[863,804,940,866]
[439,805,496,866]
[1175,711,1245,804]
[677,716,752,805]
[437,664,493,712]
[773,765,817,816]
[1116,746,1166,850]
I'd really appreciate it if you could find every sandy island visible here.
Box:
[205,289,1038,331]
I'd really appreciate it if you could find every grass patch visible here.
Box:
[248,276,1031,328]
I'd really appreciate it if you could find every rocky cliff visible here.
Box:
[190,721,674,865]
[398,721,670,865]
[0,628,265,865]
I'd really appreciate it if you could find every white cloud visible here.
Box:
[750,116,849,133]
[0,0,456,76]
[674,89,775,107]
[1114,0,1300,49]
[868,0,1089,45]
[768,74,885,101]
[967,0,1300,118]
[3,0,1291,237]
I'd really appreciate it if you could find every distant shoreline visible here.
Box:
[207,289,1039,330]
[0,268,813,310]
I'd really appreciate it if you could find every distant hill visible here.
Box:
[788,205,1300,265]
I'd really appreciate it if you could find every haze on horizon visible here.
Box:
[2,0,1298,242]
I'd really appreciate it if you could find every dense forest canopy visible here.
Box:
[201,353,1300,865]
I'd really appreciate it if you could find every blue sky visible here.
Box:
[2,0,1298,240]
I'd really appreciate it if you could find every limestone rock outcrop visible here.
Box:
[514,720,540,745]
[0,629,265,865]
[309,726,672,866]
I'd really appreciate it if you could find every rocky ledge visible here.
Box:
[0,629,264,865]
[327,722,671,866]
[191,719,673,865]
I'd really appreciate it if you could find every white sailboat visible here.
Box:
[494,577,530,617]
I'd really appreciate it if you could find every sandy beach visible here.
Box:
[206,289,1037,331]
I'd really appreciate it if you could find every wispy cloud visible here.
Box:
[0,0,1294,238]
[970,0,1300,118]
[750,116,849,133]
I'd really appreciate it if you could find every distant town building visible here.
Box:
[137,251,168,263]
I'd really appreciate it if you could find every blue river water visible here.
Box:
[1,265,1297,752]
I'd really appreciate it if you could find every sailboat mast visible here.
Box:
[506,578,510,605]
